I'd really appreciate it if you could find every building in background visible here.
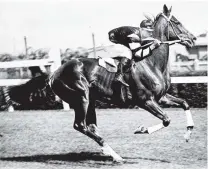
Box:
[188,32,207,61]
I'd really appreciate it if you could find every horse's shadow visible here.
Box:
[0,152,112,162]
[0,152,126,167]
[0,152,171,165]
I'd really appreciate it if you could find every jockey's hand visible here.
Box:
[153,39,161,48]
[153,39,161,47]
[150,39,161,50]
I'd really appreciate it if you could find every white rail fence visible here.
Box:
[171,60,207,71]
[171,76,208,83]
[0,76,207,87]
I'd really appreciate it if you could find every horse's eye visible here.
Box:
[171,19,180,25]
[171,17,181,25]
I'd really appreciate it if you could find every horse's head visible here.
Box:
[154,5,196,48]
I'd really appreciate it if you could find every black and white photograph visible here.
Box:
[0,0,207,169]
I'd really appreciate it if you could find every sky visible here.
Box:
[0,0,207,54]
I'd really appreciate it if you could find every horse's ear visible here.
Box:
[163,4,169,15]
[169,6,172,13]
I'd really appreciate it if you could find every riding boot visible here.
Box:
[114,58,129,87]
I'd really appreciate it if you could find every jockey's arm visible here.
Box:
[127,34,151,60]
[133,46,151,61]
[128,35,161,61]
[127,33,142,50]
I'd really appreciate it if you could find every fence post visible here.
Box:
[194,59,199,71]
[49,48,70,111]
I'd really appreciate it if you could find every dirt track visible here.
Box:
[0,108,207,169]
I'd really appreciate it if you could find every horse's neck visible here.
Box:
[153,17,168,42]
[148,21,169,71]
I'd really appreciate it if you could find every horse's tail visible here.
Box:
[0,86,19,111]
[1,73,60,110]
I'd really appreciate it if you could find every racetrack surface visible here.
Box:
[0,108,207,169]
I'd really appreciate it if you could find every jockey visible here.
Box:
[108,19,161,87]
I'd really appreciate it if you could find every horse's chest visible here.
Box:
[139,68,167,96]
[151,72,170,97]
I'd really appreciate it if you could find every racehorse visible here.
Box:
[2,5,196,162]
[48,5,196,161]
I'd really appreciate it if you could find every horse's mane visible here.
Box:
[152,13,163,27]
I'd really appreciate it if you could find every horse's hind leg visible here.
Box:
[85,98,100,136]
[135,97,171,134]
[52,80,102,144]
[73,96,123,162]
[86,98,97,126]
[159,93,194,141]
[52,79,123,161]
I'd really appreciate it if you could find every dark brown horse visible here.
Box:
[1,4,196,161]
[48,5,196,161]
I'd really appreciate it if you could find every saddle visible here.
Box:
[98,57,132,104]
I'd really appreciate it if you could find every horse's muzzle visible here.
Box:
[179,36,194,48]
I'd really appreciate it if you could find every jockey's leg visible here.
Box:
[114,44,132,87]
[115,57,130,87]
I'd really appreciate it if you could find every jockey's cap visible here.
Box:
[140,19,153,28]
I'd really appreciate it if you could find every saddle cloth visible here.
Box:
[98,57,118,73]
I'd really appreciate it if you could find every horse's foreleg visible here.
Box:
[159,94,194,141]
[135,98,170,134]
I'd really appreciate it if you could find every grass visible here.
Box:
[0,108,207,169]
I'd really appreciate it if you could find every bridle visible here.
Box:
[155,13,182,44]
[161,13,182,40]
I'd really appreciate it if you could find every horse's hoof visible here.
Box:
[111,153,124,163]
[134,125,148,134]
[184,130,192,142]
[113,157,124,163]
[184,133,190,142]
[101,144,123,162]
[184,126,194,142]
